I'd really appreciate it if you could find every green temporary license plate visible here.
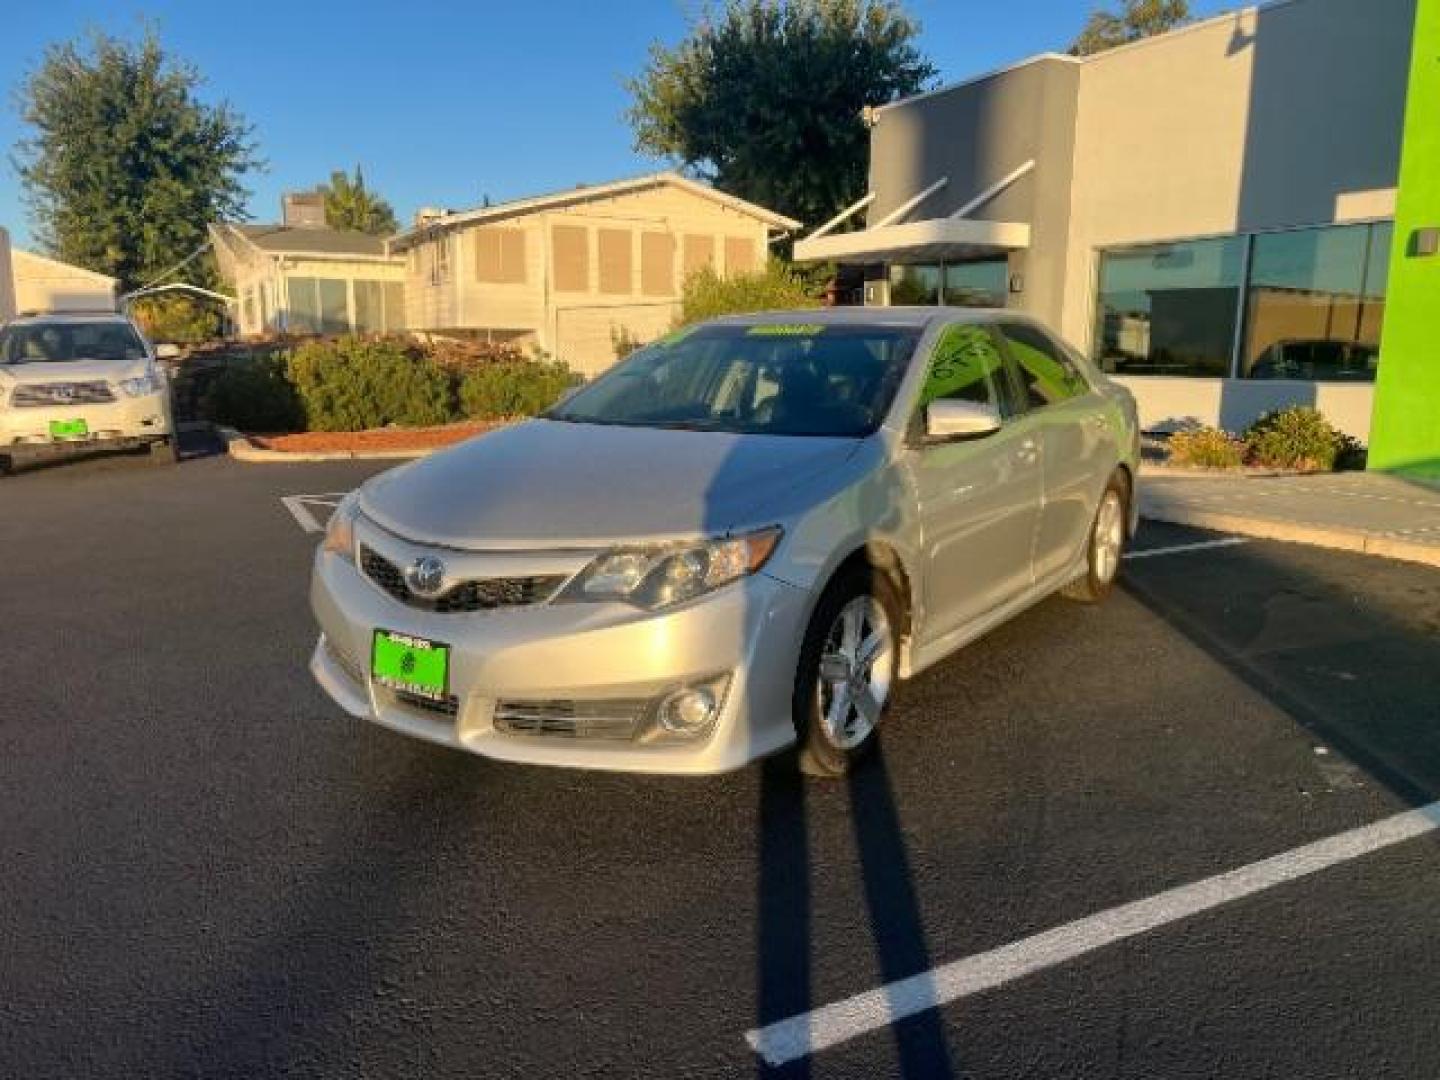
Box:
[49,419,89,438]
[371,629,450,700]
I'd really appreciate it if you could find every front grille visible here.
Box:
[359,545,567,614]
[395,690,460,718]
[11,381,115,407]
[494,699,646,741]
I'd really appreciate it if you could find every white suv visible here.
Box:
[0,311,178,472]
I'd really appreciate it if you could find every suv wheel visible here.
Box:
[794,566,901,778]
[147,436,180,465]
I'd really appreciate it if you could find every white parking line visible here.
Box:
[745,799,1440,1066]
[1126,536,1251,561]
[280,493,349,534]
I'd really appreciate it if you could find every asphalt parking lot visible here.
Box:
[3,448,1440,1078]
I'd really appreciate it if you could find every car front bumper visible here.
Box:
[1,390,173,447]
[309,542,811,775]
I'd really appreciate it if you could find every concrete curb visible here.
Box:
[1141,464,1315,481]
[219,427,433,463]
[1139,503,1440,569]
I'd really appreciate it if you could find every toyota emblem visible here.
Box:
[404,555,447,598]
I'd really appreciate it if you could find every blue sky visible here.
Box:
[0,0,1232,248]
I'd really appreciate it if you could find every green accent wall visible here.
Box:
[1370,0,1440,474]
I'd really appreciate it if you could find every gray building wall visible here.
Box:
[1060,0,1414,343]
[867,55,1079,324]
[863,0,1416,440]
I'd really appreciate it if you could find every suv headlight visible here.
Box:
[118,370,165,397]
[559,527,782,611]
[322,493,362,558]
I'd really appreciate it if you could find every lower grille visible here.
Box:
[359,545,566,614]
[11,381,115,407]
[494,699,646,741]
[395,690,460,718]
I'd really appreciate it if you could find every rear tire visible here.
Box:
[794,565,902,778]
[1062,472,1129,603]
[147,436,180,465]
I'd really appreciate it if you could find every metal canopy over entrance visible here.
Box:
[792,160,1035,266]
[794,217,1031,265]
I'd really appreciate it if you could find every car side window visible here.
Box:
[999,323,1089,410]
[917,324,1009,414]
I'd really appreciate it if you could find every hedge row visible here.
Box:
[199,336,581,433]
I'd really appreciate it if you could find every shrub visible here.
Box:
[678,260,820,326]
[199,353,304,433]
[612,325,644,361]
[459,359,581,420]
[284,337,453,431]
[131,293,225,344]
[1167,427,1245,469]
[1243,406,1356,471]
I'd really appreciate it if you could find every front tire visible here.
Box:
[794,566,902,778]
[1062,473,1129,603]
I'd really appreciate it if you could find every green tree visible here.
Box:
[14,28,258,291]
[321,166,398,236]
[627,0,935,230]
[1070,0,1192,56]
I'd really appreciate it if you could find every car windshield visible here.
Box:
[546,322,921,437]
[0,321,148,365]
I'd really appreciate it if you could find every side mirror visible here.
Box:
[155,343,181,360]
[925,399,1002,440]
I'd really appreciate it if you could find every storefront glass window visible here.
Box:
[1093,237,1246,378]
[889,264,941,305]
[1243,222,1386,381]
[943,260,1009,308]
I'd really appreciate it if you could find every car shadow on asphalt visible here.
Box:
[1121,537,1440,808]
[755,740,958,1079]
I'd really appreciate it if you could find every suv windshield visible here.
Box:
[0,321,148,365]
[547,322,921,437]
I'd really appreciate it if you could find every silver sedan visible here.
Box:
[309,309,1140,776]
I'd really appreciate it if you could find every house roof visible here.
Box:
[227,223,393,258]
[389,171,803,250]
[11,248,119,286]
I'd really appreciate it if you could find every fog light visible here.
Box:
[658,687,717,734]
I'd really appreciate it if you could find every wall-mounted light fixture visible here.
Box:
[1009,273,1024,294]
[1413,227,1439,257]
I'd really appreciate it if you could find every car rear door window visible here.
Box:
[998,322,1089,410]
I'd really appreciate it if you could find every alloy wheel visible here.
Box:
[816,595,895,750]
[1094,490,1125,584]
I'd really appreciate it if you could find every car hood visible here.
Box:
[360,419,862,549]
[0,358,148,386]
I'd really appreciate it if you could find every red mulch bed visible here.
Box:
[251,421,506,454]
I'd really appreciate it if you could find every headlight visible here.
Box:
[322,493,361,558]
[560,526,782,610]
[118,370,165,397]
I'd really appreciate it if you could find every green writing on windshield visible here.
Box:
[746,323,825,337]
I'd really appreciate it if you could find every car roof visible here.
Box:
[7,311,136,326]
[703,306,1031,331]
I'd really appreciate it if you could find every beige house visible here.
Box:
[210,194,406,336]
[389,173,801,375]
[9,247,119,314]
